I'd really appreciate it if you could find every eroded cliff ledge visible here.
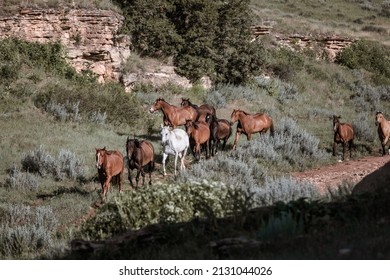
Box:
[0,8,130,83]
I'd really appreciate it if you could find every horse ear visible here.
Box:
[160,124,164,129]
[338,115,341,119]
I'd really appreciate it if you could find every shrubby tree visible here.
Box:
[115,0,267,84]
[336,40,390,84]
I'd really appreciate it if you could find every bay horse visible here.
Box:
[230,109,274,150]
[205,113,232,156]
[126,137,155,188]
[375,111,390,155]
[95,147,124,198]
[185,119,211,161]
[180,98,216,122]
[332,115,354,161]
[149,98,198,128]
[160,125,190,176]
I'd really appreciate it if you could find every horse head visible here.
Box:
[149,98,164,113]
[333,115,341,132]
[375,111,384,126]
[160,125,171,146]
[231,109,241,123]
[185,119,196,135]
[181,98,190,107]
[95,147,106,169]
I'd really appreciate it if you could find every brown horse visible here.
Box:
[95,147,124,198]
[332,115,354,161]
[126,137,155,187]
[205,113,232,156]
[185,119,210,161]
[230,109,274,150]
[375,111,390,155]
[149,98,198,128]
[180,98,216,122]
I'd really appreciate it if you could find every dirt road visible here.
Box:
[292,155,390,195]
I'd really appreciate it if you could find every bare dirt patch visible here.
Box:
[292,155,390,195]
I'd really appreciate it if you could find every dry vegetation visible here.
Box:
[0,0,389,259]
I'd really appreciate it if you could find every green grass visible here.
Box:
[0,1,389,259]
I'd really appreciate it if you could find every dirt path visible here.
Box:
[292,155,390,195]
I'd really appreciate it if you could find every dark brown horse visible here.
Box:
[180,98,216,122]
[126,137,155,187]
[375,111,390,155]
[149,98,198,128]
[185,119,210,161]
[95,147,124,198]
[332,115,354,161]
[230,109,274,150]
[205,113,232,156]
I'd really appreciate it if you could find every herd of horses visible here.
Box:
[95,97,390,198]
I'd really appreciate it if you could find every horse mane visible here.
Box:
[156,97,165,102]
[238,109,250,115]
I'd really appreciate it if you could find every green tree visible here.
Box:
[114,0,183,57]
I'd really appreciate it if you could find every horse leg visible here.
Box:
[174,152,179,176]
[195,143,200,161]
[127,168,134,188]
[247,133,252,140]
[162,153,168,176]
[349,140,353,159]
[119,171,123,193]
[232,130,241,150]
[140,167,146,186]
[205,140,210,159]
[135,167,141,187]
[180,148,188,171]
[103,175,112,198]
[342,142,346,161]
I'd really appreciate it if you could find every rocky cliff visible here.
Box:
[0,8,130,83]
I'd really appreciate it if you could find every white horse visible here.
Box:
[160,125,190,176]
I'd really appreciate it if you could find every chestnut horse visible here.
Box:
[126,137,155,188]
[185,120,211,161]
[332,115,354,161]
[95,147,124,198]
[205,113,232,156]
[375,111,390,155]
[180,98,216,122]
[149,98,198,128]
[230,109,274,150]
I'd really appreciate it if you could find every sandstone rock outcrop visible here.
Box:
[252,25,354,61]
[0,8,130,83]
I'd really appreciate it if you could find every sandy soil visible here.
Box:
[292,155,390,195]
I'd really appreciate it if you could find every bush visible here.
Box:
[21,146,87,181]
[80,181,251,239]
[0,204,58,258]
[4,166,40,191]
[336,40,390,84]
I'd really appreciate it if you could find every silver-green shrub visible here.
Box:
[206,84,262,109]
[5,166,40,191]
[0,204,58,258]
[21,146,87,181]
[178,117,327,206]
[352,112,376,142]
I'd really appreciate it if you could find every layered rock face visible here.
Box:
[252,26,354,61]
[0,8,130,83]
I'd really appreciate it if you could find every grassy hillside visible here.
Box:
[0,1,389,259]
[250,0,390,45]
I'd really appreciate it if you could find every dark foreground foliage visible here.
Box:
[63,186,390,260]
